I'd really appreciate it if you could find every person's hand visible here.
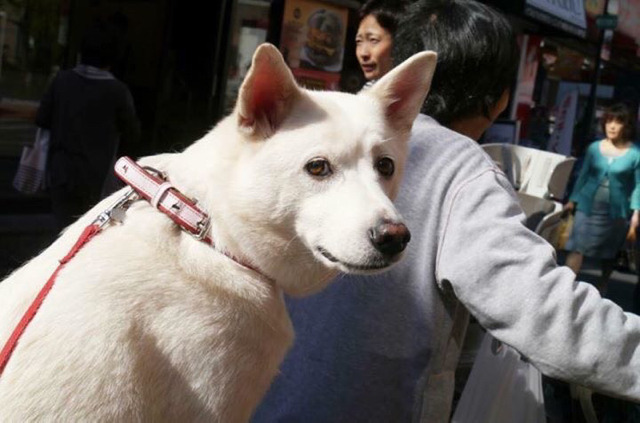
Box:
[627,226,637,243]
[631,211,640,229]
[628,211,640,243]
[563,201,575,216]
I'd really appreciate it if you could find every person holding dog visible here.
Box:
[253,1,640,422]
[563,103,640,295]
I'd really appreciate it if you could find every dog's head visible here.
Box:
[184,44,435,296]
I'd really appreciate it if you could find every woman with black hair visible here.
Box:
[564,103,640,294]
[355,0,406,84]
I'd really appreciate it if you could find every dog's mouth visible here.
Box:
[316,246,392,272]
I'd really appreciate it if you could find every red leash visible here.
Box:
[0,224,101,376]
[0,157,273,378]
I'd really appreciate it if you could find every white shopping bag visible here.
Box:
[452,333,545,423]
[13,127,49,194]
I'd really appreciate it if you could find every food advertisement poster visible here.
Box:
[280,0,348,90]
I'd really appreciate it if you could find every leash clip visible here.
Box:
[92,188,139,229]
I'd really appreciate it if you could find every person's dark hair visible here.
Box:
[393,0,520,126]
[359,0,407,35]
[80,22,117,68]
[601,103,635,140]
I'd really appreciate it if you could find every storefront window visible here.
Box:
[0,0,69,156]
[223,0,272,113]
[220,0,360,114]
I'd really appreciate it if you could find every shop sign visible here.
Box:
[595,14,618,29]
[525,0,587,37]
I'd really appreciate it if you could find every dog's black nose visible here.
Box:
[368,220,411,257]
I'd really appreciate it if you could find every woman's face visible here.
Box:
[605,118,625,142]
[355,14,393,81]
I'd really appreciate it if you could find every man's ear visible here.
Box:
[366,51,437,132]
[235,43,301,139]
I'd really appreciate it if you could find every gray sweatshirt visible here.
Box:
[253,114,640,422]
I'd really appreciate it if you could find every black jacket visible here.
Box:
[36,69,139,199]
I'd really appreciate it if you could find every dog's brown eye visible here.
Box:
[305,158,332,177]
[376,157,395,178]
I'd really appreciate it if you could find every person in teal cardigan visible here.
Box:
[564,103,640,294]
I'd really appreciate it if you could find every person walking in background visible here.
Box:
[253,2,640,422]
[564,103,640,295]
[36,21,140,231]
[355,0,405,87]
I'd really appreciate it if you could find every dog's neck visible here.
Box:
[153,119,337,295]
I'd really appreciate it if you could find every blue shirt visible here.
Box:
[569,140,640,219]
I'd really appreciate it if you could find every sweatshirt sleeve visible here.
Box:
[437,168,640,401]
[569,143,594,204]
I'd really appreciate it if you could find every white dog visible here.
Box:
[0,44,435,421]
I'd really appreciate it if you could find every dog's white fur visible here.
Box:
[0,44,436,421]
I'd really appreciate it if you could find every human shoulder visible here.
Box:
[405,114,501,201]
[52,69,78,84]
[626,141,640,162]
[588,140,603,153]
[103,78,134,103]
[629,141,640,154]
[412,114,498,169]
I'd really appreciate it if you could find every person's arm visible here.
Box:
[628,210,639,243]
[35,75,57,129]
[117,88,140,148]
[626,155,640,242]
[566,144,595,210]
[437,168,640,401]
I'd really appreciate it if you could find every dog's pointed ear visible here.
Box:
[366,51,437,132]
[235,43,301,139]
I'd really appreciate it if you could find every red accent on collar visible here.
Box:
[113,157,272,283]
[114,157,212,243]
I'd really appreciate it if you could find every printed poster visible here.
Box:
[280,0,348,90]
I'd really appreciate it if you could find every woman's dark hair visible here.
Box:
[601,103,635,140]
[393,0,520,126]
[359,0,407,35]
[80,21,118,68]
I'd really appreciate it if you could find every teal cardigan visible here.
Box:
[569,140,640,219]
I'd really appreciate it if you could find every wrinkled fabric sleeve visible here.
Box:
[436,168,640,401]
[569,143,594,204]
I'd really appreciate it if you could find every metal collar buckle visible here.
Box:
[192,217,211,241]
[144,165,208,241]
